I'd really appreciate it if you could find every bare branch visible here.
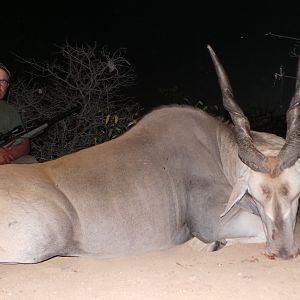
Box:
[8,41,141,161]
[265,32,300,41]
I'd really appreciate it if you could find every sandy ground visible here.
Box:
[1,223,300,300]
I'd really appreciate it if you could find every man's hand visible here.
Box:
[0,147,14,164]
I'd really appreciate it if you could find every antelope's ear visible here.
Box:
[220,171,250,217]
[236,194,260,216]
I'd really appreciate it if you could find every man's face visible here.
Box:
[0,68,10,100]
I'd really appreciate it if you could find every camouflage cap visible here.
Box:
[0,63,11,79]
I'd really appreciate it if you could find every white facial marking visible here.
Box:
[247,167,300,220]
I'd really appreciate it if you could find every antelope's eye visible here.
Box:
[261,185,271,199]
[279,185,289,197]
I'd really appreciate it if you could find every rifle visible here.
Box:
[0,104,82,147]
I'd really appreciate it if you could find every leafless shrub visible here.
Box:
[8,41,141,161]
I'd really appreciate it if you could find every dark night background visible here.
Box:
[1,11,300,117]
